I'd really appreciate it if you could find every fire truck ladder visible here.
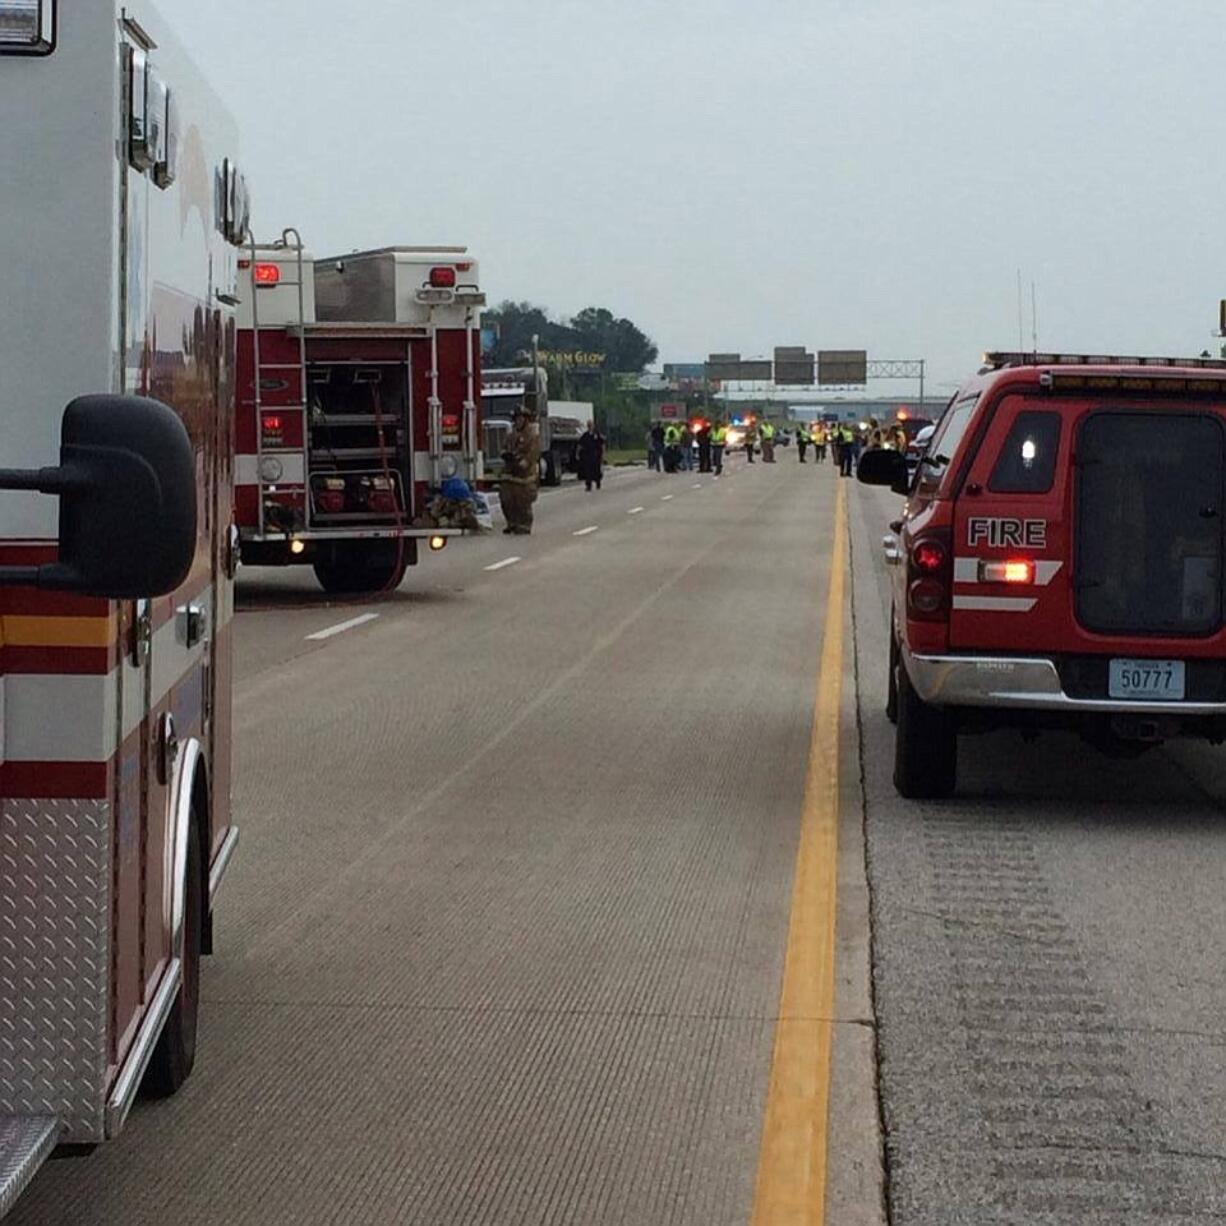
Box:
[248,228,309,537]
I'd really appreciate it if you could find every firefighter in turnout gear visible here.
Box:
[500,407,541,534]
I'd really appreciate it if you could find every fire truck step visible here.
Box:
[0,1115,59,1217]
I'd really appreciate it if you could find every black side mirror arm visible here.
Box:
[0,462,94,588]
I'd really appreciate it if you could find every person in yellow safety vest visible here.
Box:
[839,424,858,477]
[711,422,728,476]
[663,422,683,472]
[760,420,777,463]
[814,424,828,464]
[796,424,810,464]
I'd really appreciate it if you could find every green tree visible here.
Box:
[570,307,658,374]
[482,301,576,368]
[483,301,658,375]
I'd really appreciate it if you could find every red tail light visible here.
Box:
[429,266,457,288]
[913,540,946,574]
[254,263,281,286]
[907,531,951,621]
[262,414,283,431]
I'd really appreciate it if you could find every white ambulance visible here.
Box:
[0,2,245,1212]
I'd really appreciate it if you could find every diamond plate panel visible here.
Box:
[0,1114,59,1217]
[0,799,111,1143]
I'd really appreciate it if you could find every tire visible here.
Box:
[894,661,957,799]
[886,629,900,725]
[313,544,408,594]
[144,817,202,1097]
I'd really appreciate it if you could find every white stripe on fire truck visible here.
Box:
[953,558,1063,585]
[2,673,117,763]
[951,595,1037,613]
[235,453,306,487]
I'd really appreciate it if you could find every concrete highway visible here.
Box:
[13,456,1226,1224]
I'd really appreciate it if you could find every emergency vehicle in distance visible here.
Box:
[860,351,1226,799]
[236,239,486,593]
[0,2,243,1212]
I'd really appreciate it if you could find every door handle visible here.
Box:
[177,603,208,649]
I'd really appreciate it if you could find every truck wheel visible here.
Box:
[313,545,407,594]
[894,662,957,799]
[886,630,899,725]
[144,817,202,1097]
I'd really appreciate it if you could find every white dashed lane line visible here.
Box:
[661,495,674,501]
[628,506,644,515]
[573,526,599,537]
[484,556,522,572]
[691,483,703,489]
[306,613,380,642]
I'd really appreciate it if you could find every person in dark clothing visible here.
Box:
[648,422,665,471]
[696,422,712,473]
[577,421,606,491]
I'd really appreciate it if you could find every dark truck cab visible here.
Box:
[859,351,1226,798]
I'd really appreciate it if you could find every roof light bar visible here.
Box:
[984,350,1226,371]
[0,0,55,54]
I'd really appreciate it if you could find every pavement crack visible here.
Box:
[896,903,1083,946]
[1010,1140,1226,1167]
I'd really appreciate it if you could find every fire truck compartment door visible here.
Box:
[0,1115,59,1218]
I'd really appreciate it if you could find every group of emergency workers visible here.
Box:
[500,401,899,536]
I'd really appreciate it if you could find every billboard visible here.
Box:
[818,350,868,385]
[774,346,815,385]
[706,353,743,381]
[663,363,706,381]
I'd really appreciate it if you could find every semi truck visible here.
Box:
[481,368,586,486]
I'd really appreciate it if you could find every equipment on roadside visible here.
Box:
[0,5,243,1210]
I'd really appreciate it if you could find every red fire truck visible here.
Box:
[235,237,486,592]
[0,2,243,1211]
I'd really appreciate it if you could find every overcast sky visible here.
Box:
[160,0,1225,394]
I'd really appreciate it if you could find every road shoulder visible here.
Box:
[825,482,889,1225]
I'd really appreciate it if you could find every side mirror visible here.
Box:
[857,446,911,495]
[0,395,197,598]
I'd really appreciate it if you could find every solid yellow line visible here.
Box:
[751,480,846,1226]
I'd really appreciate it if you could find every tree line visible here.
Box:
[483,302,658,375]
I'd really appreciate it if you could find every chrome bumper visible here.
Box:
[906,649,1226,716]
